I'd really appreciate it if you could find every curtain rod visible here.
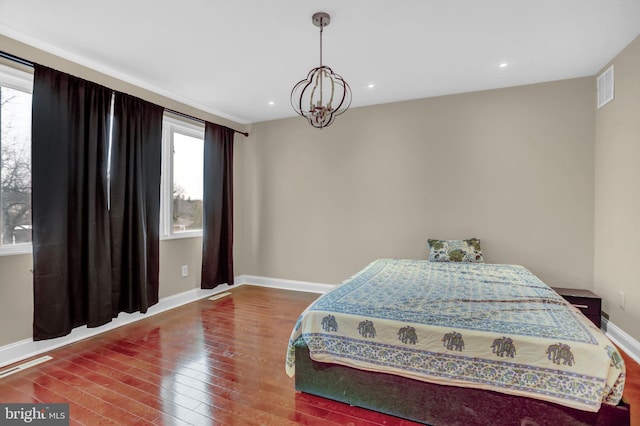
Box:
[0,51,34,68]
[165,108,249,137]
[1,51,249,138]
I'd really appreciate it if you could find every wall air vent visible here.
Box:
[0,355,52,379]
[208,292,231,301]
[597,64,614,108]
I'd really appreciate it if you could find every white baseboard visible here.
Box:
[4,275,638,372]
[0,275,332,370]
[237,274,335,294]
[0,284,235,369]
[602,317,640,365]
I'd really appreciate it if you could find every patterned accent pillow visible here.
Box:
[428,238,484,263]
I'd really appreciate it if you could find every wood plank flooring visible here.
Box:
[621,347,640,426]
[0,285,638,425]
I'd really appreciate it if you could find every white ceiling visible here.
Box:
[1,1,639,125]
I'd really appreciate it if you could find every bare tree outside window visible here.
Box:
[172,132,203,233]
[0,86,32,246]
[159,115,204,238]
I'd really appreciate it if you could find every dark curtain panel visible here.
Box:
[109,93,163,314]
[31,65,113,340]
[201,123,234,289]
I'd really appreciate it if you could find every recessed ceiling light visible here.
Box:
[499,63,508,68]
[368,83,375,88]
[268,101,275,106]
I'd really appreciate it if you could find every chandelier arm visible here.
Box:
[321,68,351,114]
[291,76,316,117]
[290,81,303,116]
[334,79,351,114]
[328,73,335,109]
[310,70,321,109]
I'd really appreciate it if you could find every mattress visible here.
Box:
[286,259,625,412]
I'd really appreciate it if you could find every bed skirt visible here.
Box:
[294,344,630,426]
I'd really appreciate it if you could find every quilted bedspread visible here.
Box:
[286,259,626,412]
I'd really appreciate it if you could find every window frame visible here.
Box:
[0,63,34,256]
[0,66,207,253]
[159,113,205,240]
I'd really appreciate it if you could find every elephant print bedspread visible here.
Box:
[286,259,625,412]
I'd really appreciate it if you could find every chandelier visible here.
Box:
[290,12,352,128]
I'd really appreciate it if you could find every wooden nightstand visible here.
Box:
[552,287,602,328]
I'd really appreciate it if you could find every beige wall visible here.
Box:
[2,30,638,349]
[0,254,33,345]
[594,35,640,342]
[240,78,596,286]
[0,35,247,347]
[0,239,205,347]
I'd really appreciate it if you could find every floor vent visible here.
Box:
[208,292,232,301]
[0,355,53,379]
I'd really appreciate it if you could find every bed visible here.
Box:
[286,258,629,425]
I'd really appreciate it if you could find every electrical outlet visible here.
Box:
[618,291,625,310]
[181,265,188,277]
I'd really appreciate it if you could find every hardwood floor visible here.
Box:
[621,348,640,426]
[0,285,638,425]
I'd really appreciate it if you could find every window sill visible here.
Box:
[0,244,32,257]
[160,231,203,241]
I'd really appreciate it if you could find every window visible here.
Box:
[160,114,204,238]
[0,63,204,250]
[0,63,33,254]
